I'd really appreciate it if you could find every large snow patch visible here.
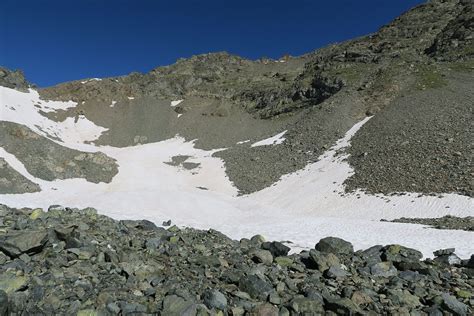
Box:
[0,87,472,258]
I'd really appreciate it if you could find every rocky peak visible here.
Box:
[0,67,31,91]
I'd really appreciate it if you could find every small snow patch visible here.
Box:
[171,100,183,107]
[110,101,117,108]
[251,131,287,147]
[177,114,183,118]
[237,140,250,145]
[81,78,101,84]
[128,97,135,100]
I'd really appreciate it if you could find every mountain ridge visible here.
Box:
[1,0,472,196]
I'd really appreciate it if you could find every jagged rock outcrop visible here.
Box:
[0,67,30,92]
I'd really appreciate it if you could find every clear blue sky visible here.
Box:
[1,0,424,87]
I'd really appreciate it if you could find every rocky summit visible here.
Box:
[0,0,473,315]
[0,204,473,315]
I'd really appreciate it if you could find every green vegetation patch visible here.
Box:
[414,65,447,90]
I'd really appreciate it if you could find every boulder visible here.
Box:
[440,293,469,315]
[239,275,274,300]
[251,303,279,316]
[0,290,8,315]
[289,297,324,314]
[315,237,354,255]
[308,249,340,272]
[250,249,273,265]
[369,262,398,277]
[202,289,227,310]
[0,230,48,257]
[261,241,290,257]
[433,248,455,256]
[381,245,423,264]
[0,272,28,294]
[434,253,462,266]
[162,295,197,315]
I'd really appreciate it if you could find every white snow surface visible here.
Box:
[1,87,473,258]
[109,101,117,108]
[251,130,287,147]
[237,140,250,145]
[0,87,107,146]
[170,100,183,107]
[81,78,102,84]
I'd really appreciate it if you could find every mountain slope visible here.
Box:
[0,0,473,280]
[22,0,471,196]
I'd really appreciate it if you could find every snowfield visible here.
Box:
[0,87,473,258]
[251,130,287,147]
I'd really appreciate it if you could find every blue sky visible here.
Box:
[0,0,424,87]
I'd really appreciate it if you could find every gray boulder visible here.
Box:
[250,249,273,265]
[202,289,227,310]
[315,237,354,255]
[0,231,48,258]
[162,295,197,316]
[0,290,8,315]
[239,275,273,300]
[440,293,469,315]
[381,245,423,263]
[369,262,398,277]
[262,241,290,257]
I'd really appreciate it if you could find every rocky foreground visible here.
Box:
[0,205,473,315]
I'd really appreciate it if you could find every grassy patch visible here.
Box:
[414,65,447,90]
[326,63,372,85]
[448,59,474,73]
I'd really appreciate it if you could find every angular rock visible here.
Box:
[250,234,266,245]
[350,291,373,306]
[369,262,398,277]
[0,290,8,315]
[120,219,159,231]
[0,230,48,258]
[434,253,462,266]
[162,295,197,315]
[308,249,340,272]
[325,297,361,315]
[250,249,273,265]
[251,303,279,316]
[440,293,469,315]
[274,256,293,267]
[289,297,324,314]
[433,248,455,256]
[381,245,423,263]
[145,237,164,250]
[202,289,227,310]
[261,241,290,257]
[324,265,349,279]
[239,275,273,300]
[315,237,354,255]
[0,273,28,294]
[387,289,420,308]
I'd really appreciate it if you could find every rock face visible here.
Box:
[0,204,472,315]
[0,67,30,91]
